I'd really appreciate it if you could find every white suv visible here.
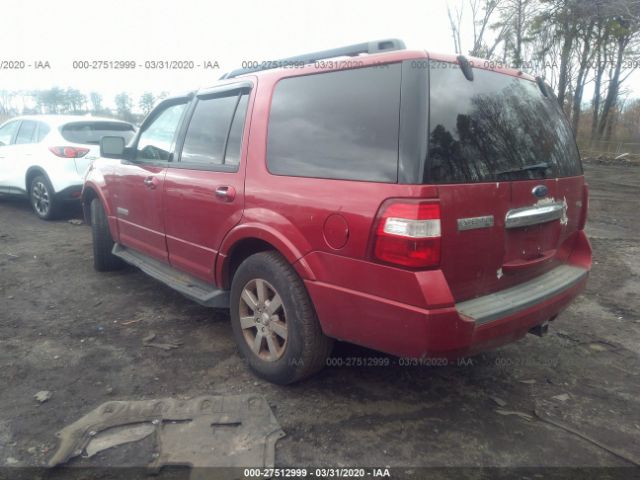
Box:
[0,115,135,219]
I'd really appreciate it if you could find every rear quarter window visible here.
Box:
[267,64,402,182]
[61,122,135,145]
[427,62,582,183]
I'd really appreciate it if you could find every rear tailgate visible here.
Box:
[427,60,585,302]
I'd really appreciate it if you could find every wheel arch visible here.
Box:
[217,224,315,289]
[81,186,99,224]
[25,167,52,193]
[81,181,119,246]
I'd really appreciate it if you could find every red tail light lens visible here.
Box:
[49,146,90,158]
[578,183,589,230]
[374,202,441,268]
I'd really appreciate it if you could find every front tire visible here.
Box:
[29,175,58,220]
[90,198,124,272]
[230,251,333,384]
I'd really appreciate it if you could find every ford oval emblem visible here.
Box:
[532,185,548,198]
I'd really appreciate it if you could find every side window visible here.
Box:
[136,102,188,162]
[180,91,248,168]
[225,94,249,166]
[267,64,402,182]
[35,122,50,142]
[15,120,37,145]
[0,121,20,146]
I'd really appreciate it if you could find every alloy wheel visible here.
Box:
[31,181,50,216]
[238,278,288,361]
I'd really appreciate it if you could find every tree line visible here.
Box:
[447,0,640,145]
[0,88,168,125]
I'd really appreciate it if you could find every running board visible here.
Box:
[112,244,229,308]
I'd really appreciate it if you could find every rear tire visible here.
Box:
[29,175,59,220]
[90,198,124,272]
[230,251,333,384]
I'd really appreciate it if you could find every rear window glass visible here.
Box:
[61,122,135,145]
[426,62,582,183]
[267,64,401,182]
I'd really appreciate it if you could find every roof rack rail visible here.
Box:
[219,38,406,79]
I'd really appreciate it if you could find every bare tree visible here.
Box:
[469,0,502,56]
[447,0,504,57]
[448,3,464,54]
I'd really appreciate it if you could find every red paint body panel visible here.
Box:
[163,168,245,282]
[304,231,590,358]
[111,163,167,262]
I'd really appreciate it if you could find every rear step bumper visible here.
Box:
[306,263,588,359]
[456,265,588,325]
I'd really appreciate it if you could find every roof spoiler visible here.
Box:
[219,38,406,79]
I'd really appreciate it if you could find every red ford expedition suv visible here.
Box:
[83,39,591,384]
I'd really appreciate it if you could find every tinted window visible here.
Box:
[137,103,187,162]
[225,94,249,166]
[62,122,135,145]
[0,121,20,146]
[267,64,401,182]
[181,92,247,167]
[15,121,37,144]
[427,62,582,183]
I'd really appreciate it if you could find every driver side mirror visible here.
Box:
[100,136,126,159]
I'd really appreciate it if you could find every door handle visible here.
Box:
[143,176,160,189]
[215,185,236,202]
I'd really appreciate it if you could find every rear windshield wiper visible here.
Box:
[496,162,550,177]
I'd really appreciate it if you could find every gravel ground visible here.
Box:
[0,162,638,479]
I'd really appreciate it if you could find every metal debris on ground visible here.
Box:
[48,395,285,478]
[142,332,182,350]
[552,393,571,402]
[533,406,640,467]
[84,423,155,458]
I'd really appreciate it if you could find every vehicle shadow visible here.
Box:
[0,194,83,221]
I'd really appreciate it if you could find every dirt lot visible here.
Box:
[0,162,639,478]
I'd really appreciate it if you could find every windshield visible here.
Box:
[61,121,135,145]
[426,61,582,183]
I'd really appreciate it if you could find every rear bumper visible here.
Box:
[302,231,591,359]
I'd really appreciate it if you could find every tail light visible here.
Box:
[373,201,441,268]
[578,183,589,230]
[49,146,90,158]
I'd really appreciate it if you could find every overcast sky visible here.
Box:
[1,0,638,110]
[0,0,450,108]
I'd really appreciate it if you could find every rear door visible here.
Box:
[163,84,252,283]
[113,100,189,262]
[426,61,584,301]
